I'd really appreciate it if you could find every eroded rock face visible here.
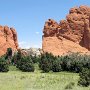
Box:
[0,25,18,56]
[42,5,90,56]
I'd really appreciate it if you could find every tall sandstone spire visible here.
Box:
[42,5,90,56]
[0,25,18,56]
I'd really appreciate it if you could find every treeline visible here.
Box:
[39,52,90,87]
[0,48,90,87]
[39,52,90,73]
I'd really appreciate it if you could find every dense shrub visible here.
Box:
[82,55,90,69]
[11,50,22,65]
[78,68,90,87]
[17,50,22,60]
[59,53,90,73]
[52,58,62,72]
[59,55,71,71]
[39,52,90,73]
[31,55,40,63]
[16,56,35,72]
[39,52,55,72]
[39,57,52,72]
[39,53,62,72]
[11,53,18,65]
[5,48,12,59]
[0,57,9,72]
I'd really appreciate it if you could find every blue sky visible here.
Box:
[0,0,90,48]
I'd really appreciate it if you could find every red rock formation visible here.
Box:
[0,25,18,56]
[42,5,90,56]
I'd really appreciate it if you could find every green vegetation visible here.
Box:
[78,68,90,87]
[16,56,35,72]
[0,65,89,90]
[31,55,41,63]
[5,48,12,60]
[39,53,90,73]
[52,57,62,72]
[0,57,9,72]
[59,53,90,73]
[38,52,90,87]
[0,50,90,89]
[39,52,54,72]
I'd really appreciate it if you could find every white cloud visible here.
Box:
[19,41,30,49]
[35,32,39,34]
[19,41,27,45]
[19,41,42,49]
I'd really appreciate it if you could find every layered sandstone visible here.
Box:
[42,5,90,56]
[0,25,18,56]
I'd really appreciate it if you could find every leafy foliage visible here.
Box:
[39,52,90,73]
[0,57,9,72]
[11,52,18,65]
[30,55,40,63]
[52,58,62,72]
[78,68,90,87]
[5,48,12,59]
[16,56,35,72]
[39,52,55,72]
[59,53,90,73]
[11,50,22,65]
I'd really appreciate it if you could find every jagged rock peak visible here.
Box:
[0,25,18,56]
[42,5,90,56]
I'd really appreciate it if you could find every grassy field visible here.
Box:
[0,64,89,90]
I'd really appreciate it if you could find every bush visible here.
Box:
[31,55,40,63]
[39,52,55,72]
[16,56,35,72]
[78,68,90,87]
[11,53,18,65]
[5,48,12,59]
[17,50,22,60]
[0,57,9,72]
[11,50,22,65]
[59,53,90,73]
[52,58,62,72]
[39,52,90,73]
[39,57,52,72]
[60,55,71,71]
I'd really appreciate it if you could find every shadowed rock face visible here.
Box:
[0,25,18,56]
[42,5,90,56]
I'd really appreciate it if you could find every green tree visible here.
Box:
[78,68,90,87]
[16,56,35,72]
[5,48,12,64]
[0,57,9,72]
[39,52,55,72]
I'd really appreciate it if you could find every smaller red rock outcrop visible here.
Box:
[0,25,18,56]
